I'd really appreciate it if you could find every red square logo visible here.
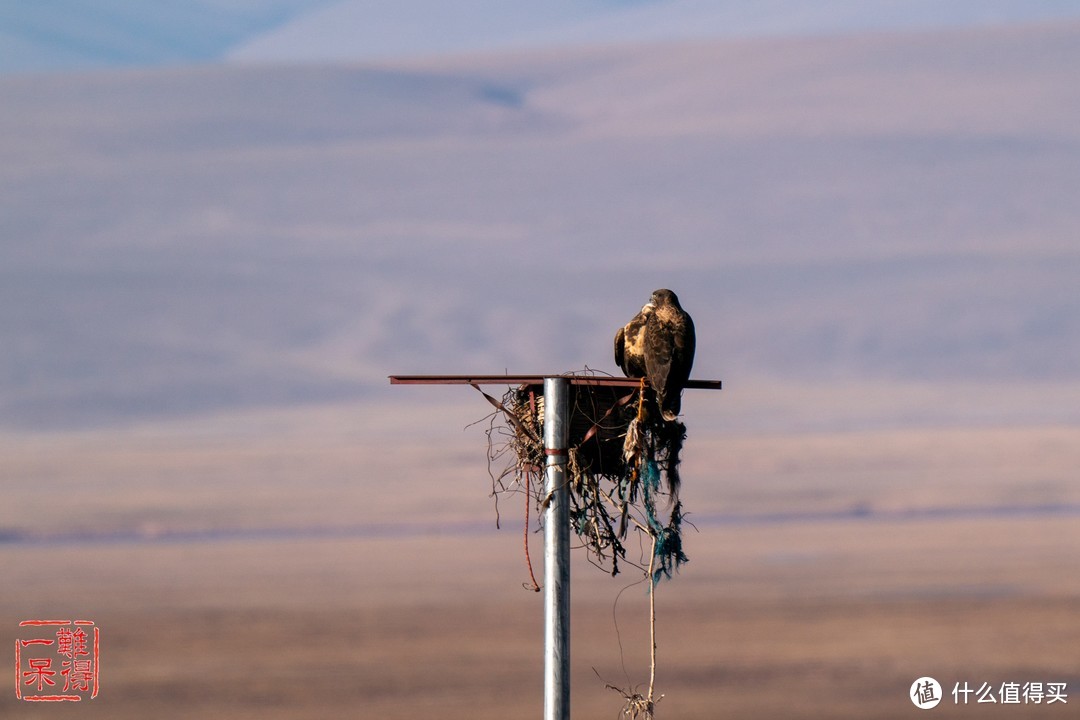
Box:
[15,620,99,701]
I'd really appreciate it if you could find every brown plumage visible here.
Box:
[613,301,651,379]
[614,289,695,421]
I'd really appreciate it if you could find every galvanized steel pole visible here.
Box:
[543,376,571,720]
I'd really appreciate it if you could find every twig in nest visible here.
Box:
[608,688,661,720]
[646,532,658,704]
[594,668,662,720]
[603,678,663,720]
[599,530,665,719]
[522,468,541,592]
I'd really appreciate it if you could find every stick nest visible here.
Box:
[483,370,689,581]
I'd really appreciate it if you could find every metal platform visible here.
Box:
[389,374,722,390]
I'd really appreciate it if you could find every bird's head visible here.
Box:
[650,288,680,308]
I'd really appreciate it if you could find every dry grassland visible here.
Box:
[2,419,1078,718]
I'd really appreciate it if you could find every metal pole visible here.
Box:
[543,376,571,720]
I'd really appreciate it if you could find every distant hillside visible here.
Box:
[5,0,1080,74]
[229,0,1080,64]
[2,22,1079,431]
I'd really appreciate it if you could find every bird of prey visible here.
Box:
[614,289,696,421]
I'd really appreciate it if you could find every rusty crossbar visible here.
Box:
[388,374,722,389]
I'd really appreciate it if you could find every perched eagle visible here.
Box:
[614,289,696,421]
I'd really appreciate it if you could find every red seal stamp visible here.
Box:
[15,620,99,701]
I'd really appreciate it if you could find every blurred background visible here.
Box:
[2,1,1079,717]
